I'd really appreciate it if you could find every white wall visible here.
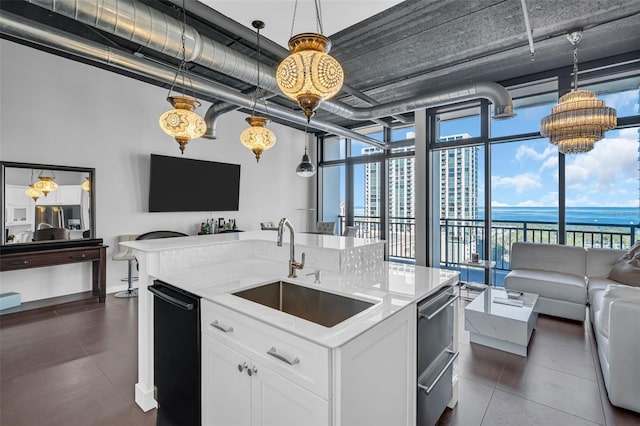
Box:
[0,39,314,301]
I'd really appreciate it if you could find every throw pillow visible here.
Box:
[608,241,640,287]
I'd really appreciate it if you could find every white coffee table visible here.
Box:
[464,288,538,356]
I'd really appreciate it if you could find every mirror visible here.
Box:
[1,161,95,246]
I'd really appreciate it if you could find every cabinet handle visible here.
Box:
[247,366,258,377]
[237,362,248,373]
[10,260,29,265]
[417,350,459,395]
[70,254,87,260]
[419,294,459,321]
[267,346,300,366]
[210,320,234,333]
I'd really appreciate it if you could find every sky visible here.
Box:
[488,89,639,208]
[333,87,639,215]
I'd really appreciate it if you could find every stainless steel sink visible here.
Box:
[233,281,374,328]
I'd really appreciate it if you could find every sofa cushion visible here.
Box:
[505,269,587,304]
[608,242,640,287]
[510,242,586,276]
[598,284,640,338]
[588,277,617,303]
[586,248,627,278]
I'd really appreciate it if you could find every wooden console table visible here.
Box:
[0,244,107,315]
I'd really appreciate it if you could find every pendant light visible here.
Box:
[296,129,316,177]
[540,30,617,154]
[240,20,276,162]
[158,0,206,154]
[81,176,91,192]
[276,0,344,122]
[33,170,58,197]
[25,169,44,201]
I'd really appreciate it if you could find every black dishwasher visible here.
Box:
[148,280,201,426]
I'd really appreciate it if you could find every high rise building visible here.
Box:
[438,134,479,220]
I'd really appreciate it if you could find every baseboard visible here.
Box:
[135,382,157,412]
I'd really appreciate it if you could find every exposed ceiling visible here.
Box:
[1,0,639,134]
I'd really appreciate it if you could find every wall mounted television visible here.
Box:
[149,154,241,212]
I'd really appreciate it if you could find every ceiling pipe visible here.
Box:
[203,102,242,140]
[164,0,410,125]
[203,90,279,140]
[25,0,515,121]
[0,11,386,149]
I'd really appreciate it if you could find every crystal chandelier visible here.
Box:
[240,20,276,162]
[276,0,344,122]
[33,170,58,197]
[540,30,617,154]
[158,0,206,154]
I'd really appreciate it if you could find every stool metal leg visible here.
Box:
[115,259,138,298]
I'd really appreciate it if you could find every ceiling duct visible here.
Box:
[0,11,386,148]
[25,0,515,121]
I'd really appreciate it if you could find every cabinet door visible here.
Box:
[202,335,252,426]
[251,361,329,426]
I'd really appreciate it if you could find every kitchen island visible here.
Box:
[124,231,459,425]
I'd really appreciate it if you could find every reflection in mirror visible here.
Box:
[1,162,95,246]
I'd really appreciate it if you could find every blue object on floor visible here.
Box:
[0,292,21,310]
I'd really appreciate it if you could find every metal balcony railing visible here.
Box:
[337,216,639,269]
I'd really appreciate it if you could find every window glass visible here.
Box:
[580,76,640,118]
[491,93,557,138]
[321,165,345,233]
[388,156,415,260]
[353,162,382,239]
[491,138,558,285]
[564,126,639,249]
[351,140,384,157]
[391,126,415,142]
[436,105,481,140]
[323,136,345,161]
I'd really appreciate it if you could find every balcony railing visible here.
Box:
[338,216,639,269]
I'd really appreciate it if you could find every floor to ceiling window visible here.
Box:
[318,57,639,271]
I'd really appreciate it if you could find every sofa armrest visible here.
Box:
[607,299,640,412]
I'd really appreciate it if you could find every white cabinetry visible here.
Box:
[201,298,414,426]
[4,184,35,227]
[36,185,81,206]
[202,326,328,426]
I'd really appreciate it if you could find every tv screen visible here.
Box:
[149,154,240,212]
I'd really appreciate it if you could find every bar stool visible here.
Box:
[113,234,138,298]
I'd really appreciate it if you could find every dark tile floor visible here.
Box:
[1,294,639,426]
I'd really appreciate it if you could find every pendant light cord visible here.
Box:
[314,0,324,35]
[572,43,579,92]
[167,0,198,100]
[252,22,270,117]
[289,0,324,36]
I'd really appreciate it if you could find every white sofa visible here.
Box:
[505,242,589,321]
[505,242,640,413]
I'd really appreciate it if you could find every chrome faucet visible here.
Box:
[277,218,305,278]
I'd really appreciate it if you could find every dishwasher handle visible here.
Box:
[418,350,459,395]
[419,293,458,321]
[148,285,194,311]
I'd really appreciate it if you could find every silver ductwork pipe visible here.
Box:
[25,0,515,121]
[0,11,385,148]
[203,102,243,140]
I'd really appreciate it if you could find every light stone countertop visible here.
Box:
[122,230,379,252]
[155,257,459,348]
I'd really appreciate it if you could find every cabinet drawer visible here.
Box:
[202,300,330,399]
[1,248,100,270]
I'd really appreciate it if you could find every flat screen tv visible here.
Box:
[149,154,240,212]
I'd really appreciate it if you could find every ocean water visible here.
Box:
[482,206,639,225]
